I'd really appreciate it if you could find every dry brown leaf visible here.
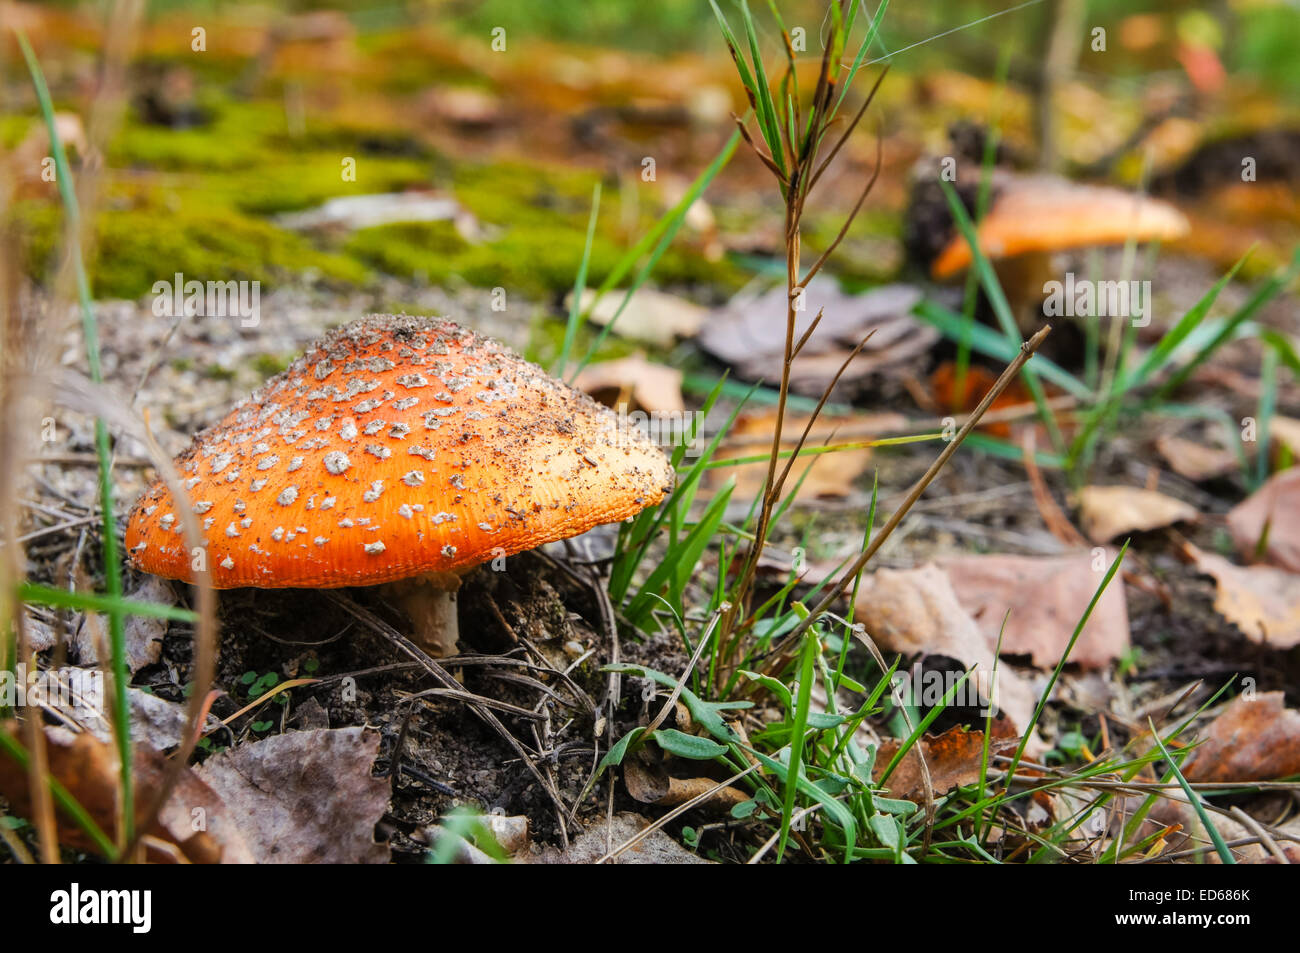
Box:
[1189,549,1300,648]
[572,287,705,347]
[21,612,58,653]
[1185,692,1300,783]
[623,752,671,803]
[0,722,253,863]
[573,354,684,414]
[623,753,747,812]
[195,727,391,863]
[1154,434,1237,482]
[698,278,933,397]
[1076,485,1197,544]
[70,575,169,673]
[873,726,1017,802]
[853,565,1039,737]
[1226,468,1300,574]
[55,685,218,752]
[657,775,748,812]
[939,551,1130,670]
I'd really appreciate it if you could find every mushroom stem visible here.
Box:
[385,571,462,658]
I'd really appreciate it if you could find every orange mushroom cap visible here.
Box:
[930,174,1190,280]
[126,315,674,588]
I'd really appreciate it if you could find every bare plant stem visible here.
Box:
[717,199,802,686]
[712,11,890,692]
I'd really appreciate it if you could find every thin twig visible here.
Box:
[1230,806,1290,863]
[800,129,883,287]
[789,307,825,360]
[806,66,889,194]
[731,113,786,181]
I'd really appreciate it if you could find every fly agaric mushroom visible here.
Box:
[906,158,1190,351]
[125,315,674,656]
[928,171,1190,281]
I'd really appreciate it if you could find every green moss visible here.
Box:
[276,117,434,159]
[26,99,741,303]
[12,198,369,300]
[224,154,434,216]
[0,114,36,150]
[452,161,603,227]
[346,217,626,298]
[203,364,237,381]
[110,208,366,298]
[252,353,291,377]
[110,96,437,204]
[9,202,59,285]
[357,34,487,93]
[444,0,716,52]
[344,159,745,297]
[109,101,288,171]
[344,220,470,277]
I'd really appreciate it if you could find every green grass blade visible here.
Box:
[1149,728,1235,864]
[709,1,783,180]
[831,0,890,121]
[1152,248,1299,402]
[19,583,200,623]
[569,132,740,380]
[626,482,733,627]
[976,611,1010,843]
[17,29,132,846]
[777,624,817,861]
[962,431,1066,467]
[954,49,1008,410]
[876,667,976,786]
[1258,326,1300,377]
[1120,253,1249,396]
[553,183,602,378]
[737,0,788,177]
